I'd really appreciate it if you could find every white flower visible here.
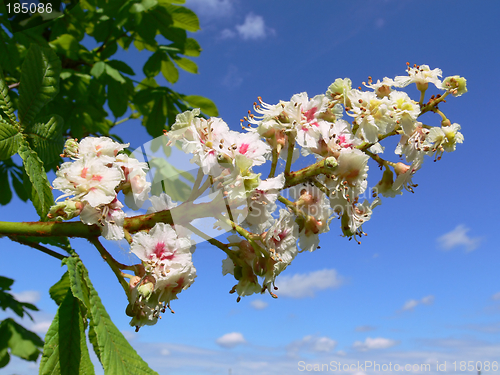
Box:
[130,223,196,304]
[115,154,151,210]
[262,209,299,287]
[347,89,392,143]
[301,119,358,158]
[394,64,442,90]
[80,198,125,240]
[243,173,285,232]
[147,192,178,213]
[78,136,129,159]
[289,183,333,252]
[363,77,395,98]
[341,198,381,241]
[395,124,431,163]
[425,123,464,159]
[289,93,330,147]
[388,91,420,135]
[392,158,423,193]
[53,157,123,207]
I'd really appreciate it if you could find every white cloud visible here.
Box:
[236,13,268,40]
[250,299,268,310]
[275,269,344,298]
[221,64,243,88]
[287,335,337,356]
[353,337,399,351]
[31,320,52,335]
[491,292,500,300]
[437,224,482,252]
[12,290,41,304]
[400,295,434,312]
[184,0,234,18]
[216,332,246,348]
[355,325,376,332]
[220,28,236,39]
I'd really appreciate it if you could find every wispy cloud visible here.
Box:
[250,299,268,310]
[275,269,344,298]
[352,337,399,351]
[355,325,376,332]
[287,335,337,356]
[491,292,500,300]
[184,0,234,18]
[216,332,246,348]
[12,290,41,304]
[221,64,243,88]
[400,295,435,312]
[437,224,482,252]
[235,13,272,40]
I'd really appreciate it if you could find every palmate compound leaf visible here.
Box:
[65,257,158,375]
[17,140,54,220]
[18,44,61,128]
[38,289,95,375]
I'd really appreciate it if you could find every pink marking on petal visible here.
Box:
[91,174,103,182]
[303,107,317,123]
[81,167,88,179]
[239,143,249,155]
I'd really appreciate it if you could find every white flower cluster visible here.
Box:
[126,222,196,329]
[49,64,466,328]
[161,64,466,299]
[50,137,151,240]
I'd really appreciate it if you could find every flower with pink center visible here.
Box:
[130,223,197,306]
[53,157,123,207]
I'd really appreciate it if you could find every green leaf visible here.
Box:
[18,141,54,220]
[184,95,218,117]
[162,4,199,32]
[0,71,17,124]
[108,80,129,118]
[161,58,179,84]
[25,115,64,166]
[145,95,167,137]
[10,169,29,202]
[183,38,202,57]
[107,60,136,76]
[38,290,95,375]
[143,51,163,78]
[105,64,126,83]
[0,121,22,160]
[49,272,71,306]
[49,34,80,61]
[0,318,43,363]
[172,56,198,74]
[18,44,61,128]
[0,167,12,205]
[90,61,106,79]
[80,263,158,374]
[0,276,14,290]
[65,257,91,309]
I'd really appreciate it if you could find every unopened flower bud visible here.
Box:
[63,138,79,158]
[394,162,410,176]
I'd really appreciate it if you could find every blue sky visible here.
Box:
[2,1,500,374]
